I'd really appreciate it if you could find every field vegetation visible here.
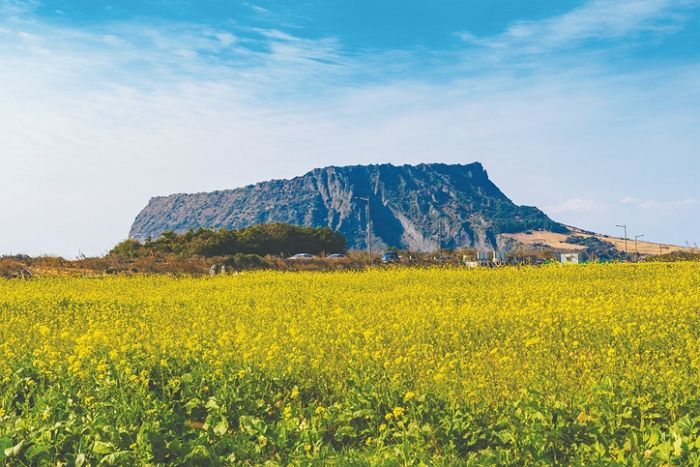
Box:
[1,264,699,464]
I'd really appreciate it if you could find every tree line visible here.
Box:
[110,223,347,258]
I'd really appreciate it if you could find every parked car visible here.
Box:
[381,251,400,263]
[326,253,346,259]
[286,253,316,260]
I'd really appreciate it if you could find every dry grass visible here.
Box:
[503,226,694,256]
[502,231,586,252]
[1,253,375,278]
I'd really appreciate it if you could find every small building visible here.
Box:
[476,251,490,261]
[560,253,580,264]
[475,251,490,266]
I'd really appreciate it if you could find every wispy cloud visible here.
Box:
[458,0,700,54]
[0,17,359,102]
[0,0,39,16]
[621,196,697,209]
[548,195,698,216]
[246,3,270,15]
[0,1,699,255]
[546,198,610,214]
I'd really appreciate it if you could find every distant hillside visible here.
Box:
[503,226,693,256]
[129,162,566,251]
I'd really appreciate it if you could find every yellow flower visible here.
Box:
[576,410,587,423]
[1,263,698,464]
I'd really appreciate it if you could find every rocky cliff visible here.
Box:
[129,162,566,251]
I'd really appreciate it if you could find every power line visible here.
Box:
[616,224,628,256]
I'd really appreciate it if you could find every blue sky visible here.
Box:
[1,0,699,256]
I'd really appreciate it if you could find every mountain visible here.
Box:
[129,162,567,251]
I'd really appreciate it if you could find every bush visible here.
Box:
[109,239,143,258]
[110,224,347,259]
[223,254,269,271]
[645,251,700,262]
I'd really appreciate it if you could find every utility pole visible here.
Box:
[635,234,644,258]
[437,217,442,259]
[355,197,371,263]
[616,224,628,256]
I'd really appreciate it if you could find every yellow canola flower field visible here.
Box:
[1,263,700,465]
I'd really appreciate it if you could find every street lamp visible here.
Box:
[616,224,628,255]
[355,196,371,263]
[634,234,645,257]
[434,215,443,260]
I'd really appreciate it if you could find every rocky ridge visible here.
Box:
[129,162,566,251]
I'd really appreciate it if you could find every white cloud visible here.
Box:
[552,196,699,217]
[246,3,270,15]
[459,0,700,54]
[0,3,699,255]
[0,0,39,16]
[215,32,236,48]
[621,197,698,209]
[546,198,610,214]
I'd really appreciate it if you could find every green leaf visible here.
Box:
[184,398,203,410]
[648,431,659,446]
[205,398,221,411]
[92,441,113,455]
[0,438,12,460]
[213,417,229,436]
[3,440,24,459]
[99,450,133,465]
[184,445,211,462]
[239,416,265,435]
[25,443,52,462]
[335,425,357,440]
[673,433,683,457]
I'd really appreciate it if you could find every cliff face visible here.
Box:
[129,162,565,251]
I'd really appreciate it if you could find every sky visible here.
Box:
[1,0,699,257]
